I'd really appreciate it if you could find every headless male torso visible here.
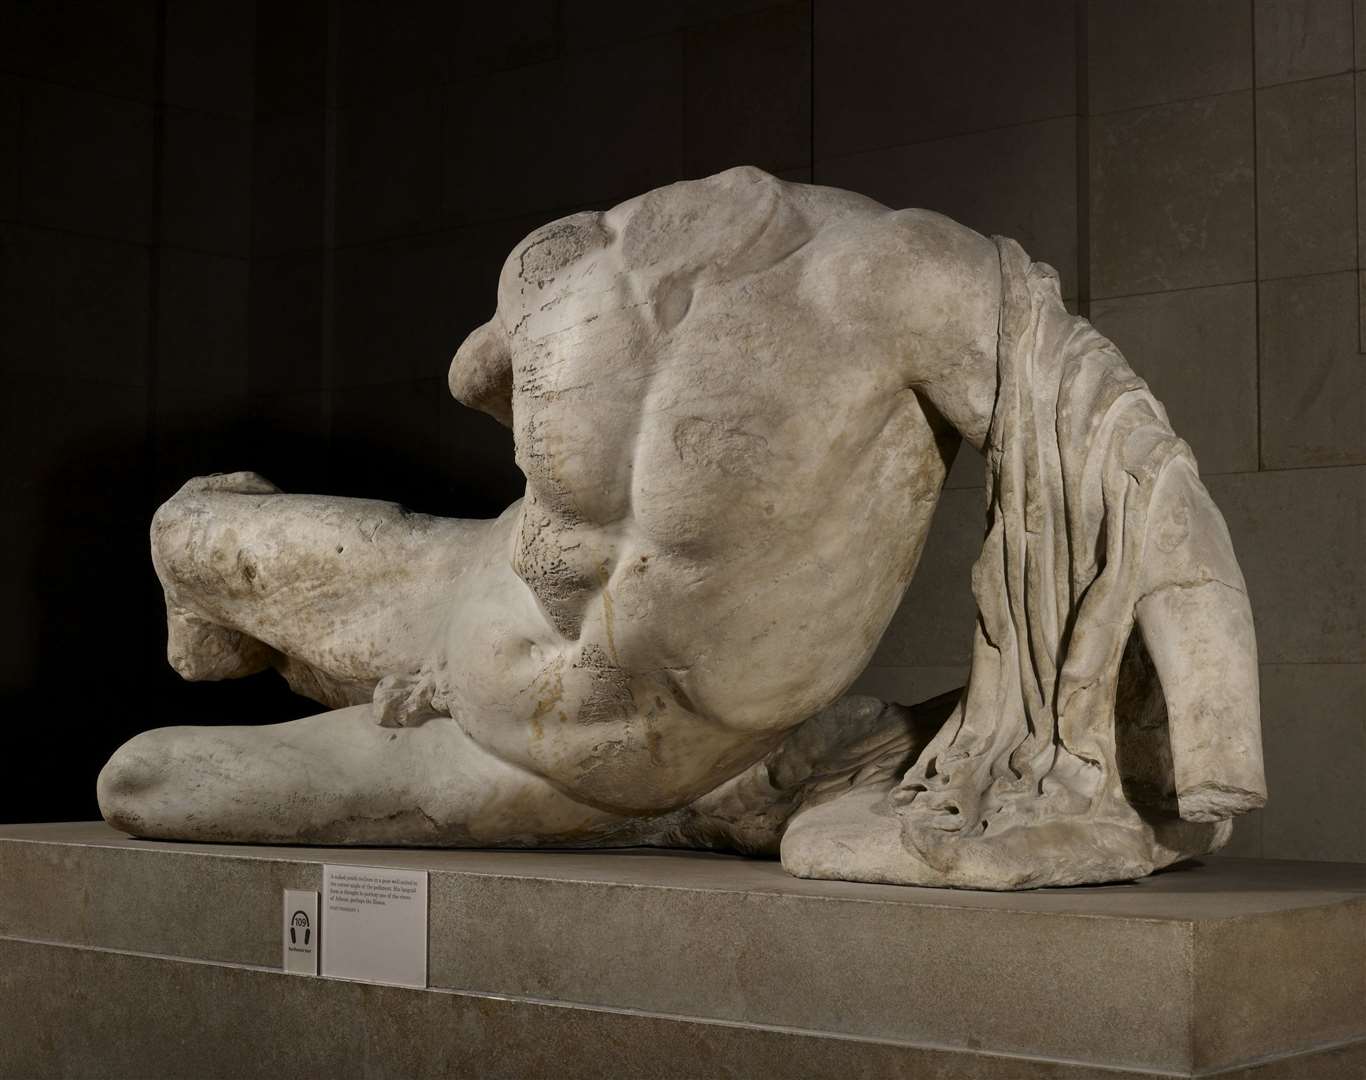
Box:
[442,172,1000,815]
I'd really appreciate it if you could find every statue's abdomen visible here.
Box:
[506,295,950,737]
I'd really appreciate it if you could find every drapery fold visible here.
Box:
[894,237,1222,875]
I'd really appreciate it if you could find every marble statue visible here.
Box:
[98,167,1266,889]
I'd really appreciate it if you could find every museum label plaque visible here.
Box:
[282,888,318,975]
[320,865,428,988]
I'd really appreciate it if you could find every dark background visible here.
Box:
[0,0,826,822]
[2,1,1362,862]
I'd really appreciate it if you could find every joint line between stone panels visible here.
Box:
[813,110,1081,174]
[420,987,1203,1076]
[1093,267,1366,302]
[1257,264,1363,284]
[1075,0,1090,319]
[5,71,168,110]
[242,15,257,404]
[1355,0,1366,353]
[1091,278,1261,304]
[809,0,816,182]
[1257,658,1366,667]
[0,932,279,975]
[13,72,23,223]
[1087,81,1268,122]
[0,217,157,247]
[1357,2,1363,270]
[678,3,688,176]
[1194,1035,1366,1078]
[322,198,631,255]
[0,217,219,253]
[145,0,169,504]
[0,932,1217,1078]
[436,53,447,238]
[1213,460,1366,476]
[321,0,340,473]
[1250,0,1263,472]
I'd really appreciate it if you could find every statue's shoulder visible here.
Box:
[603,166,831,279]
[500,167,999,300]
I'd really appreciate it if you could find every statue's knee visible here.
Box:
[98,727,254,839]
[169,471,280,500]
[153,502,275,680]
[150,492,207,594]
[96,730,171,836]
[151,473,274,594]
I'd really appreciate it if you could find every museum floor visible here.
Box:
[1,821,1362,1078]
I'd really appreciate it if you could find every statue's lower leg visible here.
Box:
[96,692,951,855]
[96,705,629,846]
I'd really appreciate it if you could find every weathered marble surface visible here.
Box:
[98,167,1265,889]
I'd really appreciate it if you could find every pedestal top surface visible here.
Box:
[4,820,1362,921]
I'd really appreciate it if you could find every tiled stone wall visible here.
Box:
[3,2,1360,855]
[0,1,275,822]
[848,0,1365,863]
[252,0,817,521]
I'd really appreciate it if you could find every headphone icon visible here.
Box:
[289,910,311,946]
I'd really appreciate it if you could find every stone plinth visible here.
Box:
[1,822,1362,1079]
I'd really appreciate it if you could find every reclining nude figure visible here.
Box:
[98,167,1266,889]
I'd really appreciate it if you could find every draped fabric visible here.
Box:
[646,232,1246,888]
[896,237,1203,856]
